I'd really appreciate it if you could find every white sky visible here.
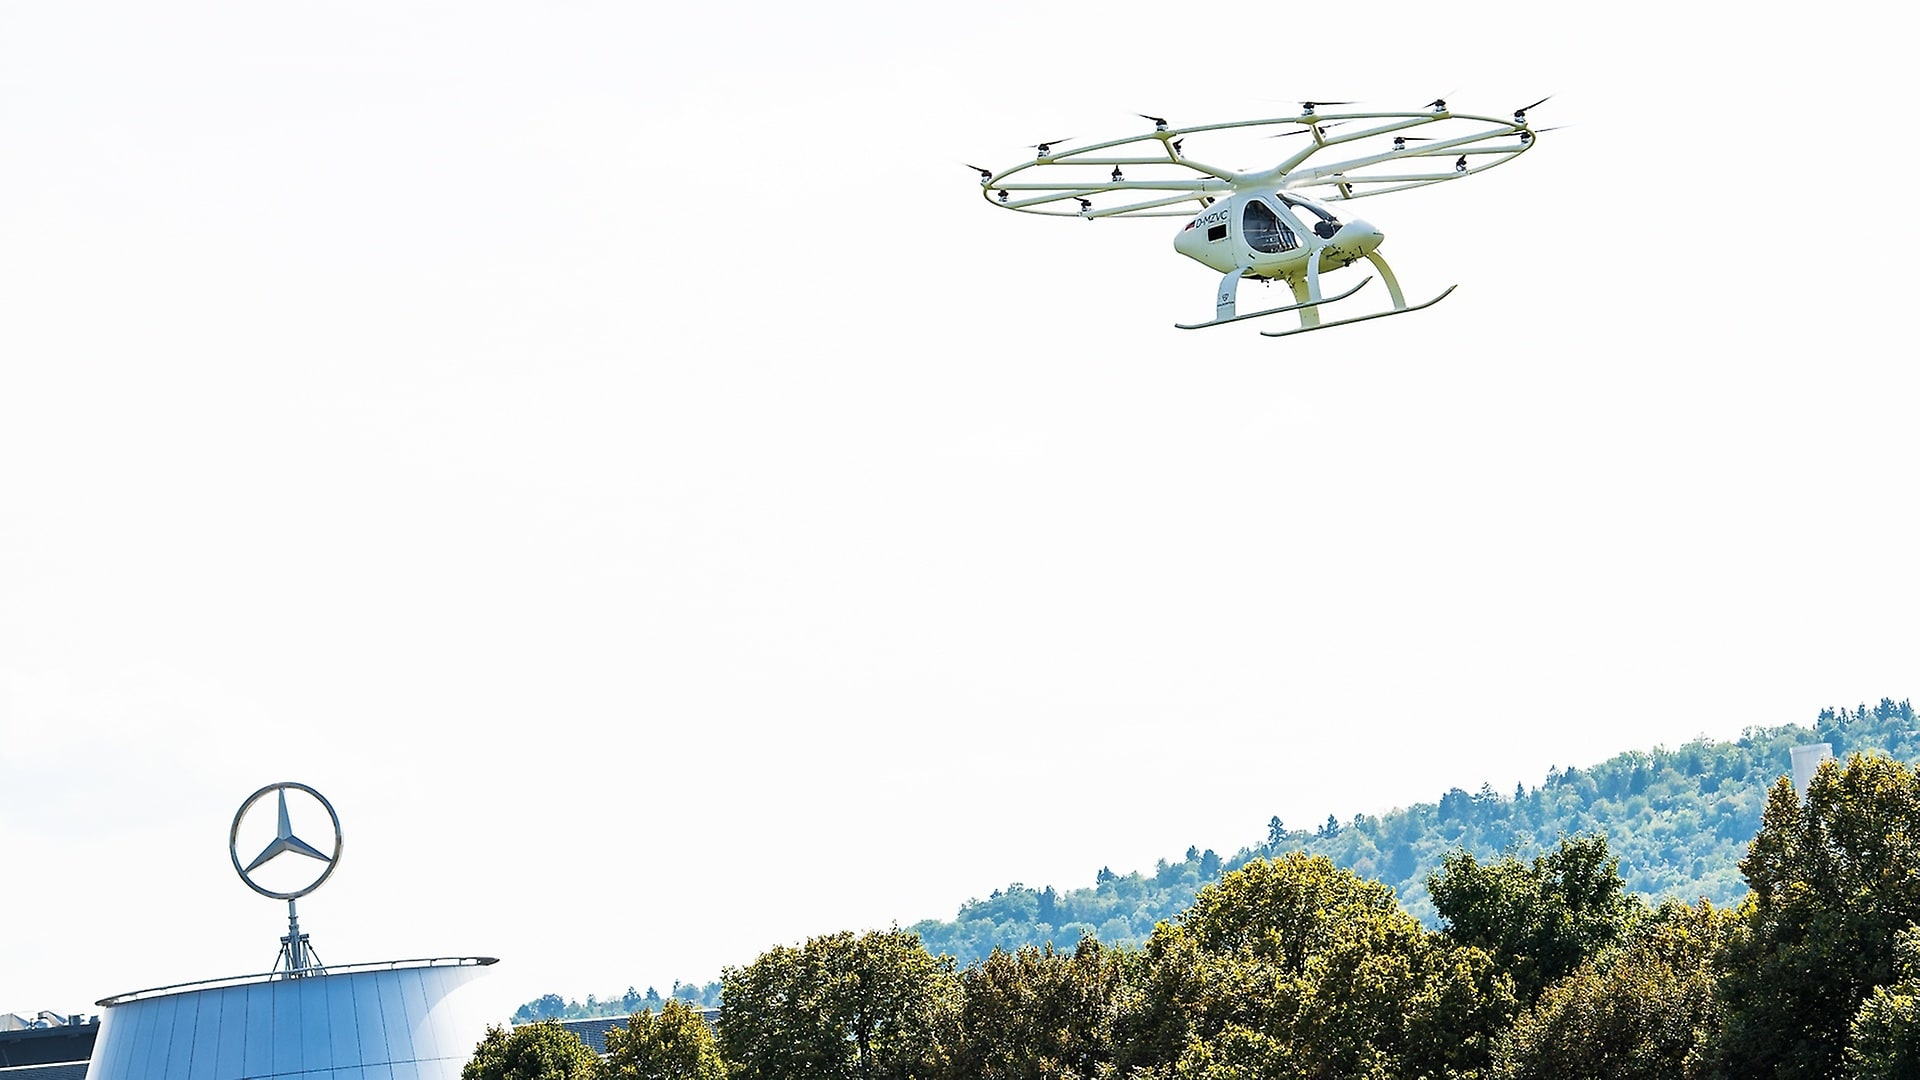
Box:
[2,0,1915,1026]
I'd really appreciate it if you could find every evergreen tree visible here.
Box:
[1713,754,1920,1078]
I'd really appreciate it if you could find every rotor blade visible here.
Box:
[1268,121,1349,139]
[965,163,994,181]
[1516,95,1552,114]
[1027,137,1071,149]
[1137,113,1169,128]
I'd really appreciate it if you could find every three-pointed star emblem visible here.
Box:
[242,788,335,873]
[229,781,344,901]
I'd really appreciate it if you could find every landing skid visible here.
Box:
[1259,285,1457,338]
[1174,277,1372,330]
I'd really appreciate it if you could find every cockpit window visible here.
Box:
[1241,199,1299,254]
[1280,195,1341,240]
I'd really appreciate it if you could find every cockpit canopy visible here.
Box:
[1241,195,1342,254]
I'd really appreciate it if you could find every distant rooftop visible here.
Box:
[0,1016,92,1034]
[0,1014,98,1073]
[520,1009,720,1056]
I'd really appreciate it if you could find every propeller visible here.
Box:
[1517,124,1566,144]
[1077,198,1093,212]
[1269,121,1348,139]
[1138,113,1169,131]
[1298,100,1354,115]
[1391,135,1435,151]
[1110,166,1124,182]
[1454,155,1468,172]
[997,189,1010,203]
[1513,95,1551,124]
[1028,138,1071,157]
[966,163,993,183]
[1421,85,1460,114]
[1171,138,1184,156]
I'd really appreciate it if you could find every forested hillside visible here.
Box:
[907,698,1918,966]
[512,698,1914,1017]
[489,747,1920,1077]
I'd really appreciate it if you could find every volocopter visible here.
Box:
[970,96,1552,338]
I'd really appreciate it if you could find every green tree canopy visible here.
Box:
[1493,898,1727,1079]
[1714,753,1920,1078]
[719,926,960,1080]
[949,936,1128,1079]
[604,1000,725,1080]
[1430,833,1640,1003]
[1115,852,1516,1079]
[462,1022,603,1080]
[1848,926,1920,1080]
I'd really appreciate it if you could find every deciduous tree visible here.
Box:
[719,927,959,1080]
[462,1022,603,1080]
[948,936,1128,1079]
[604,1000,725,1080]
[1493,899,1726,1079]
[1114,853,1515,1078]
[1430,833,1638,1003]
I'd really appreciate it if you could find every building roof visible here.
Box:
[0,1064,90,1080]
[0,1019,98,1069]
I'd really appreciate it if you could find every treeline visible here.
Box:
[505,699,1917,1024]
[909,697,1919,965]
[467,750,1920,1078]
[510,982,722,1024]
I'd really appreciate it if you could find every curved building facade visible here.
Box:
[84,958,496,1080]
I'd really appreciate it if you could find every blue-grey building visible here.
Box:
[81,958,497,1080]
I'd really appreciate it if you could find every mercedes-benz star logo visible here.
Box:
[229,782,343,901]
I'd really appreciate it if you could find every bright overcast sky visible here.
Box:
[2,0,1914,1026]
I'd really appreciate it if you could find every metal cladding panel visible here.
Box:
[399,969,438,1064]
[350,971,387,1066]
[165,994,198,1076]
[213,987,247,1080]
[86,963,493,1080]
[296,976,330,1073]
[142,994,178,1077]
[187,987,222,1080]
[270,980,299,1068]
[327,977,360,1067]
[241,981,272,1077]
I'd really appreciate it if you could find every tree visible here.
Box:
[1848,927,1920,1080]
[604,1000,726,1080]
[948,936,1128,1079]
[1714,754,1920,1078]
[514,994,572,1024]
[1493,899,1727,1079]
[719,927,960,1080]
[1113,853,1515,1078]
[1430,834,1639,1003]
[463,1022,603,1080]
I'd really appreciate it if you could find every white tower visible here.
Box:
[1790,743,1834,800]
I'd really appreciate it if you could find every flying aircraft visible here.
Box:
[970,98,1549,337]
